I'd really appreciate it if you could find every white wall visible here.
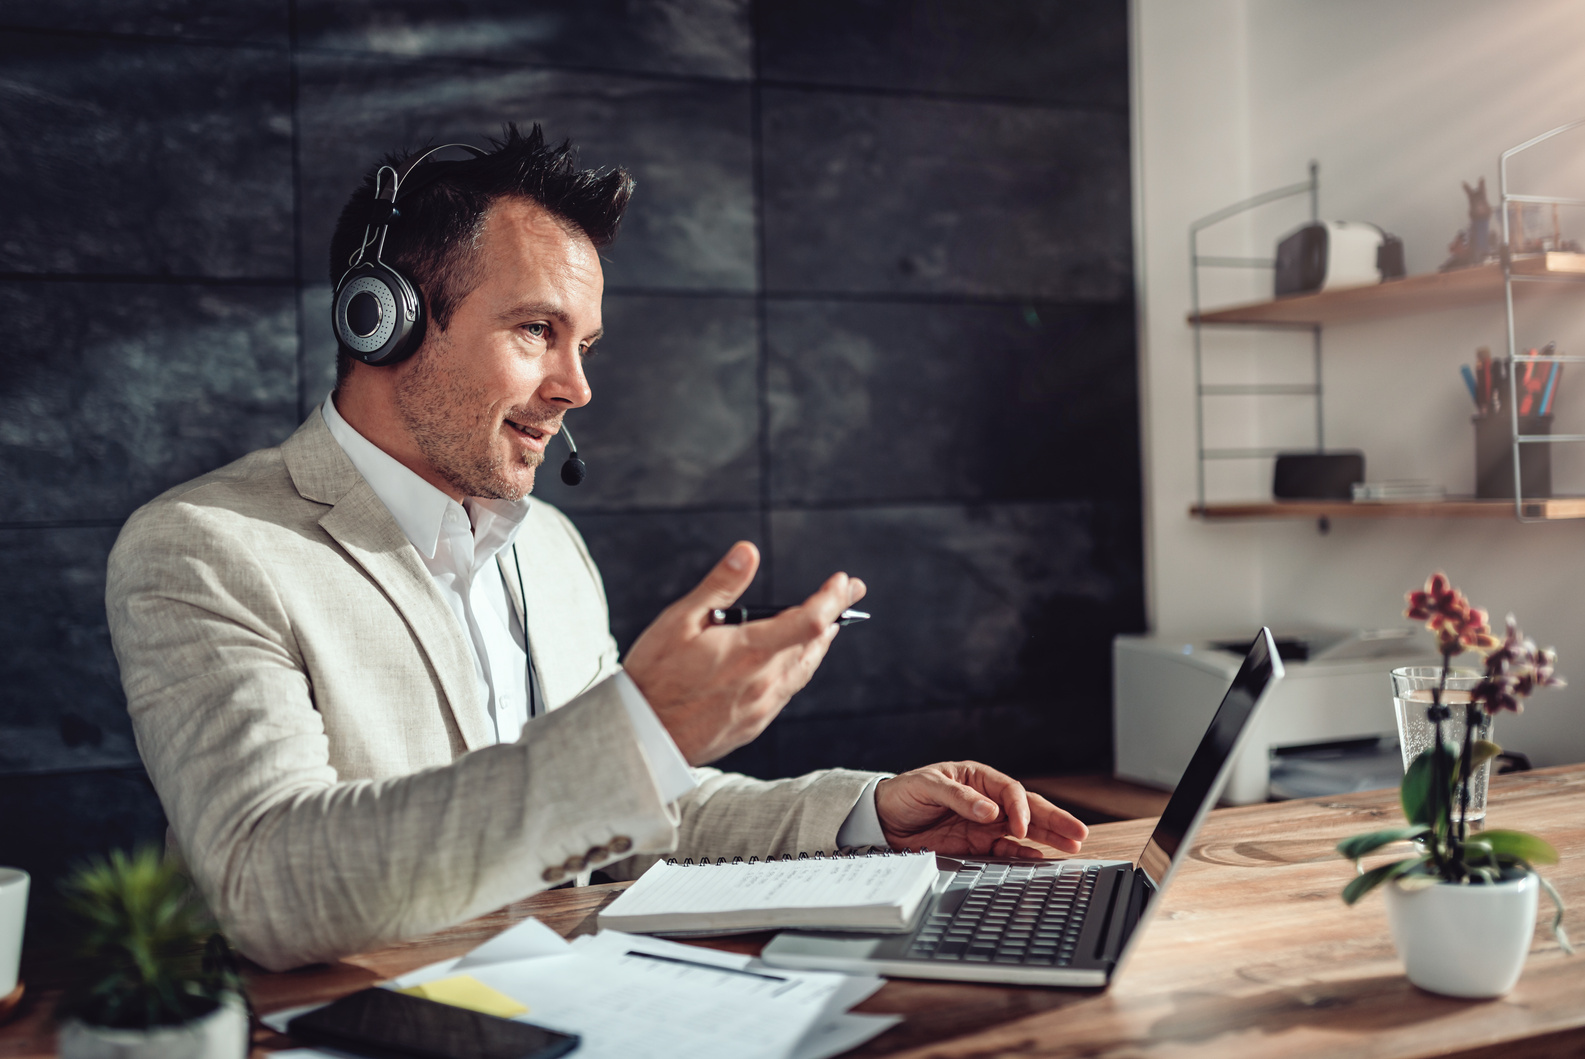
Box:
[1132,0,1585,765]
[1132,0,1264,635]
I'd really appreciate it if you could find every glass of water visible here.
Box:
[1390,666,1495,827]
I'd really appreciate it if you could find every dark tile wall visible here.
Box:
[0,529,132,775]
[764,300,1139,505]
[0,32,294,278]
[0,0,1139,936]
[757,1,1128,107]
[760,89,1132,300]
[0,283,299,522]
[294,54,756,292]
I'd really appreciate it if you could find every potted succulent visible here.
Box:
[1337,573,1572,997]
[54,847,247,1059]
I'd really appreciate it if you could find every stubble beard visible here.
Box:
[393,343,547,502]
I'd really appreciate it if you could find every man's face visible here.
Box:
[393,197,602,500]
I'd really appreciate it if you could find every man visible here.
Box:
[106,126,1087,971]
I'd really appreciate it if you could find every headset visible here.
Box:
[332,143,586,486]
[332,143,484,367]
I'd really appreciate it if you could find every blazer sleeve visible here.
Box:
[107,500,680,971]
[538,501,623,685]
[527,504,893,875]
[526,505,894,874]
[600,766,893,881]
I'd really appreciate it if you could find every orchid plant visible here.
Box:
[1337,573,1571,951]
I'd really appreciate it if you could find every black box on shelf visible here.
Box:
[1474,414,1551,498]
[1272,451,1365,500]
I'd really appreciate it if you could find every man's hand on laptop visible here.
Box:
[874,762,1088,857]
[625,540,865,766]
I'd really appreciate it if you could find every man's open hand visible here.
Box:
[875,761,1088,858]
[623,541,865,766]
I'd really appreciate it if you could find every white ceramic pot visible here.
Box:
[58,992,247,1059]
[0,868,27,998]
[1383,874,1539,998]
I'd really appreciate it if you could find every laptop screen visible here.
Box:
[1135,629,1280,886]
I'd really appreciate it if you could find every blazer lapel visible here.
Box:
[500,530,589,712]
[499,541,547,708]
[498,501,623,711]
[283,411,494,752]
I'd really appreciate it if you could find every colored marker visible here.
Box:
[1461,364,1479,407]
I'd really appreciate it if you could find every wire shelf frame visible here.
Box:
[1188,162,1321,512]
[1499,119,1585,521]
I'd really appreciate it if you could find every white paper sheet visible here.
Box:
[262,917,898,1059]
[456,914,571,966]
[792,1013,904,1059]
[458,930,847,1058]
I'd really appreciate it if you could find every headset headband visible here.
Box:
[334,142,486,367]
[348,142,489,272]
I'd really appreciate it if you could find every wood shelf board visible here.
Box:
[1189,253,1585,325]
[1191,497,1585,520]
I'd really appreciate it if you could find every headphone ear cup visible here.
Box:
[332,261,424,366]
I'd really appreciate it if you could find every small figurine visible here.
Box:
[1442,176,1581,271]
[1442,228,1472,271]
[1464,177,1491,260]
[1441,178,1484,270]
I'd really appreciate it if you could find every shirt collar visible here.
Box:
[321,395,530,560]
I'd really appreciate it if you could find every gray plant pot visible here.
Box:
[58,992,248,1059]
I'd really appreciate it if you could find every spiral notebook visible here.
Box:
[597,851,941,936]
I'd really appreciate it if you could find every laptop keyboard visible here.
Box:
[905,862,1101,966]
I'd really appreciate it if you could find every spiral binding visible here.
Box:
[665,848,929,866]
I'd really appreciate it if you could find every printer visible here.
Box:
[1114,629,1437,805]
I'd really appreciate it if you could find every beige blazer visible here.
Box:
[106,410,881,971]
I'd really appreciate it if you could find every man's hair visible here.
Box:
[328,123,634,385]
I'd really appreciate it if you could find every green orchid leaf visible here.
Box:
[1342,856,1423,905]
[1401,743,1456,826]
[1459,838,1496,866]
[1467,739,1502,771]
[1337,826,1427,862]
[1479,830,1560,866]
[1400,750,1433,825]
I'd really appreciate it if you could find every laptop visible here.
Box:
[760,627,1283,988]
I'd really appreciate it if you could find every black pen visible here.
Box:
[623,949,788,984]
[709,607,870,626]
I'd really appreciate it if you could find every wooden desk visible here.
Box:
[3,765,1583,1058]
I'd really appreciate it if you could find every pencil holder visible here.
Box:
[1473,414,1551,499]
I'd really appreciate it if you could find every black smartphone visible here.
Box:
[286,987,579,1059]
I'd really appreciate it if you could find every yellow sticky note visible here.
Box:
[397,975,529,1018]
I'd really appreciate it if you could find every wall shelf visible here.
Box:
[1189,252,1585,326]
[1192,497,1585,521]
[1189,125,1585,524]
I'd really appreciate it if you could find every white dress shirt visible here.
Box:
[321,396,885,847]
